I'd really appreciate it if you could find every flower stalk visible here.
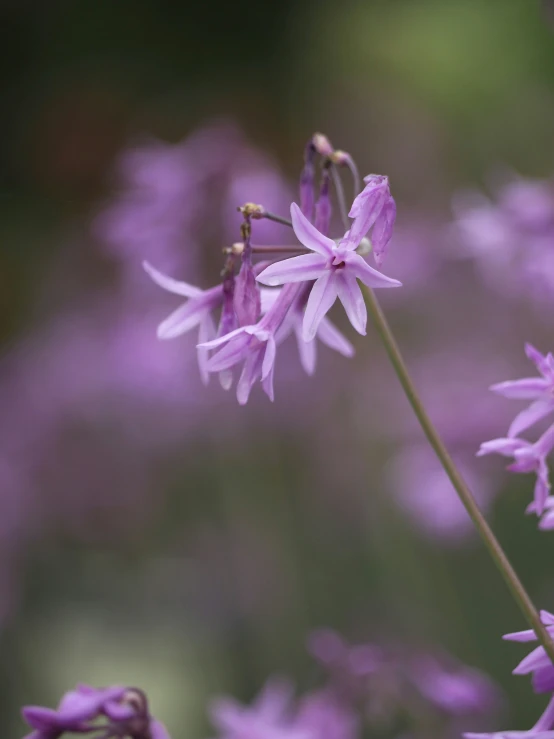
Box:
[361,282,554,665]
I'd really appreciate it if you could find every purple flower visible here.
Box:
[490,344,554,437]
[261,288,354,376]
[345,175,396,266]
[22,684,170,739]
[477,423,554,515]
[143,261,221,385]
[410,655,501,715]
[502,610,554,693]
[464,695,554,739]
[295,689,359,739]
[199,284,300,404]
[256,203,401,341]
[234,259,261,328]
[210,679,309,739]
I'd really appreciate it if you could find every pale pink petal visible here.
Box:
[490,378,550,400]
[509,400,554,437]
[344,252,402,289]
[197,313,217,386]
[541,611,554,625]
[157,302,205,339]
[262,357,276,402]
[236,350,264,405]
[290,202,335,255]
[513,645,550,674]
[526,343,551,377]
[143,261,202,297]
[207,334,252,373]
[198,326,251,350]
[256,254,326,287]
[317,317,355,358]
[303,272,338,342]
[262,335,276,380]
[536,423,554,457]
[294,324,317,375]
[477,438,528,457]
[503,629,539,643]
[336,272,367,335]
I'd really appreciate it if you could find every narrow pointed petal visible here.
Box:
[303,272,338,342]
[526,343,551,376]
[477,438,527,457]
[290,202,336,255]
[513,645,550,674]
[533,667,554,695]
[541,611,554,625]
[536,422,554,457]
[143,261,203,297]
[344,251,402,289]
[157,301,205,339]
[236,350,264,405]
[503,629,539,642]
[317,317,355,358]
[295,324,317,375]
[197,313,217,386]
[490,378,550,399]
[198,326,251,350]
[219,369,233,391]
[262,335,276,380]
[262,355,276,402]
[509,400,554,437]
[533,460,550,515]
[256,254,326,287]
[207,334,252,373]
[336,272,367,335]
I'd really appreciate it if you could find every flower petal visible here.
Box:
[294,324,317,375]
[290,202,335,255]
[336,271,367,335]
[143,261,203,297]
[207,334,252,373]
[197,313,217,386]
[372,196,396,266]
[477,438,527,457]
[513,645,550,675]
[262,335,276,380]
[490,378,550,400]
[256,254,326,287]
[317,317,355,358]
[303,273,338,342]
[344,252,402,289]
[157,301,205,339]
[198,326,251,350]
[236,350,264,405]
[509,400,554,437]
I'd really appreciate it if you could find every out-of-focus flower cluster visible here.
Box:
[209,629,501,739]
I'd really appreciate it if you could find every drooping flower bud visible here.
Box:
[314,166,332,237]
[372,196,396,266]
[300,142,316,222]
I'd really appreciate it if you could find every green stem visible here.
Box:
[362,284,554,663]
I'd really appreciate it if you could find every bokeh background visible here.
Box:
[2,0,554,736]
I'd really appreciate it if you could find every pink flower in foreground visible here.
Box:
[477,423,554,515]
[256,203,401,341]
[490,344,554,437]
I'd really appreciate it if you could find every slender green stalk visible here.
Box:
[260,211,293,228]
[362,283,554,663]
[252,245,303,254]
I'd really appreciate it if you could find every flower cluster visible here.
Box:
[145,133,401,404]
[21,684,169,739]
[209,629,500,739]
[478,344,554,528]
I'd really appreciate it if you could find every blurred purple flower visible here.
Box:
[22,684,170,739]
[490,344,554,437]
[387,444,494,544]
[257,203,401,341]
[295,690,359,739]
[410,654,501,716]
[210,679,309,739]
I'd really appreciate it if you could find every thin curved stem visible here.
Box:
[260,211,293,228]
[362,284,554,664]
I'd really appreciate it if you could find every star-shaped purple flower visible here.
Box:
[256,203,401,341]
[490,344,554,437]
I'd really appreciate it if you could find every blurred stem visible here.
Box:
[260,211,293,228]
[362,284,554,664]
[252,245,304,254]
